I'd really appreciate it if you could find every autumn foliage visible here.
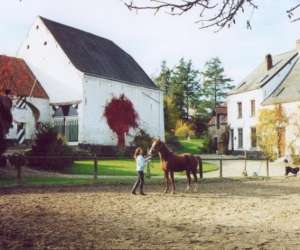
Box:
[103,94,139,147]
[257,105,287,160]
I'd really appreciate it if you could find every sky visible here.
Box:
[0,0,300,85]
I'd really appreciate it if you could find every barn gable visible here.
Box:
[39,16,158,90]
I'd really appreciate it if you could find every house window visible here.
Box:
[251,127,257,148]
[251,100,255,117]
[237,102,242,118]
[238,128,243,148]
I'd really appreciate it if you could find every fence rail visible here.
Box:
[4,154,270,184]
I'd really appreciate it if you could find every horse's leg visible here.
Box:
[164,171,170,193]
[170,170,176,194]
[192,169,198,192]
[185,170,191,192]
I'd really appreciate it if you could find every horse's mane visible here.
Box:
[158,141,174,160]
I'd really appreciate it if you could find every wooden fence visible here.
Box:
[6,155,270,184]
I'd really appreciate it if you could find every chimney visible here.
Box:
[296,39,300,53]
[265,54,273,71]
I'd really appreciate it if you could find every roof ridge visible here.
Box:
[39,16,115,46]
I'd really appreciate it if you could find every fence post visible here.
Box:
[16,165,22,184]
[199,161,203,179]
[146,162,151,179]
[219,159,223,178]
[266,159,269,177]
[94,155,98,180]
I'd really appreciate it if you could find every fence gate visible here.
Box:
[54,118,78,143]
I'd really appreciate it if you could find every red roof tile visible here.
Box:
[0,55,48,99]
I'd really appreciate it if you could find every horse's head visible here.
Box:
[149,139,163,156]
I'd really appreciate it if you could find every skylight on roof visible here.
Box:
[276,87,285,96]
[238,81,246,88]
[260,75,269,83]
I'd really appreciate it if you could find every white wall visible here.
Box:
[277,101,300,156]
[80,75,164,145]
[7,97,50,140]
[227,89,262,151]
[17,17,83,104]
[227,58,297,152]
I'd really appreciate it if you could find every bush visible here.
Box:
[175,120,195,139]
[200,134,215,153]
[165,132,180,150]
[131,129,153,152]
[27,124,74,171]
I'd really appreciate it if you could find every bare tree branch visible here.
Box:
[124,0,300,31]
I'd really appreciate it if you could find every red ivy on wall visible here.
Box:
[103,94,139,147]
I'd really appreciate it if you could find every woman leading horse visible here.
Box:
[149,139,202,194]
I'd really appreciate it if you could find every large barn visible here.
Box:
[3,16,164,146]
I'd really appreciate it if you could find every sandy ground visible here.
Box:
[1,178,300,250]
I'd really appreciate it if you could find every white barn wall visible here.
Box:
[80,75,164,145]
[17,17,84,104]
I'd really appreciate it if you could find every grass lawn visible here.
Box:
[177,138,206,154]
[61,137,214,176]
[65,158,217,176]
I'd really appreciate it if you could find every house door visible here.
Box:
[278,128,286,157]
[213,137,218,152]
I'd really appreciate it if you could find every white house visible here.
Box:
[227,40,300,156]
[4,16,164,146]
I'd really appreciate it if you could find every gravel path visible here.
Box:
[1,178,300,249]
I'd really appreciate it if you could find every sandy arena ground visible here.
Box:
[1,178,300,249]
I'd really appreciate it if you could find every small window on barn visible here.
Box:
[44,41,47,46]
[36,25,39,30]
[26,45,30,50]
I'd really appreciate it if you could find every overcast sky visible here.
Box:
[1,0,300,84]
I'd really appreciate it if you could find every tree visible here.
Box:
[257,105,287,160]
[163,95,180,133]
[170,58,201,120]
[125,1,300,31]
[103,94,139,148]
[199,57,233,115]
[155,60,172,96]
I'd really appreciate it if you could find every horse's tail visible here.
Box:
[196,156,202,178]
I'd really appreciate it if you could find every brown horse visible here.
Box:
[149,139,202,194]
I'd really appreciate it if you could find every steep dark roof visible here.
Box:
[40,16,158,90]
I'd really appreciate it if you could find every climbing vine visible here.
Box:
[103,94,139,147]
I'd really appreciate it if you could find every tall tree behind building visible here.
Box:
[200,57,234,115]
[170,58,201,120]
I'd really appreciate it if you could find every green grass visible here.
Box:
[177,138,205,154]
[65,158,217,176]
[61,137,214,176]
